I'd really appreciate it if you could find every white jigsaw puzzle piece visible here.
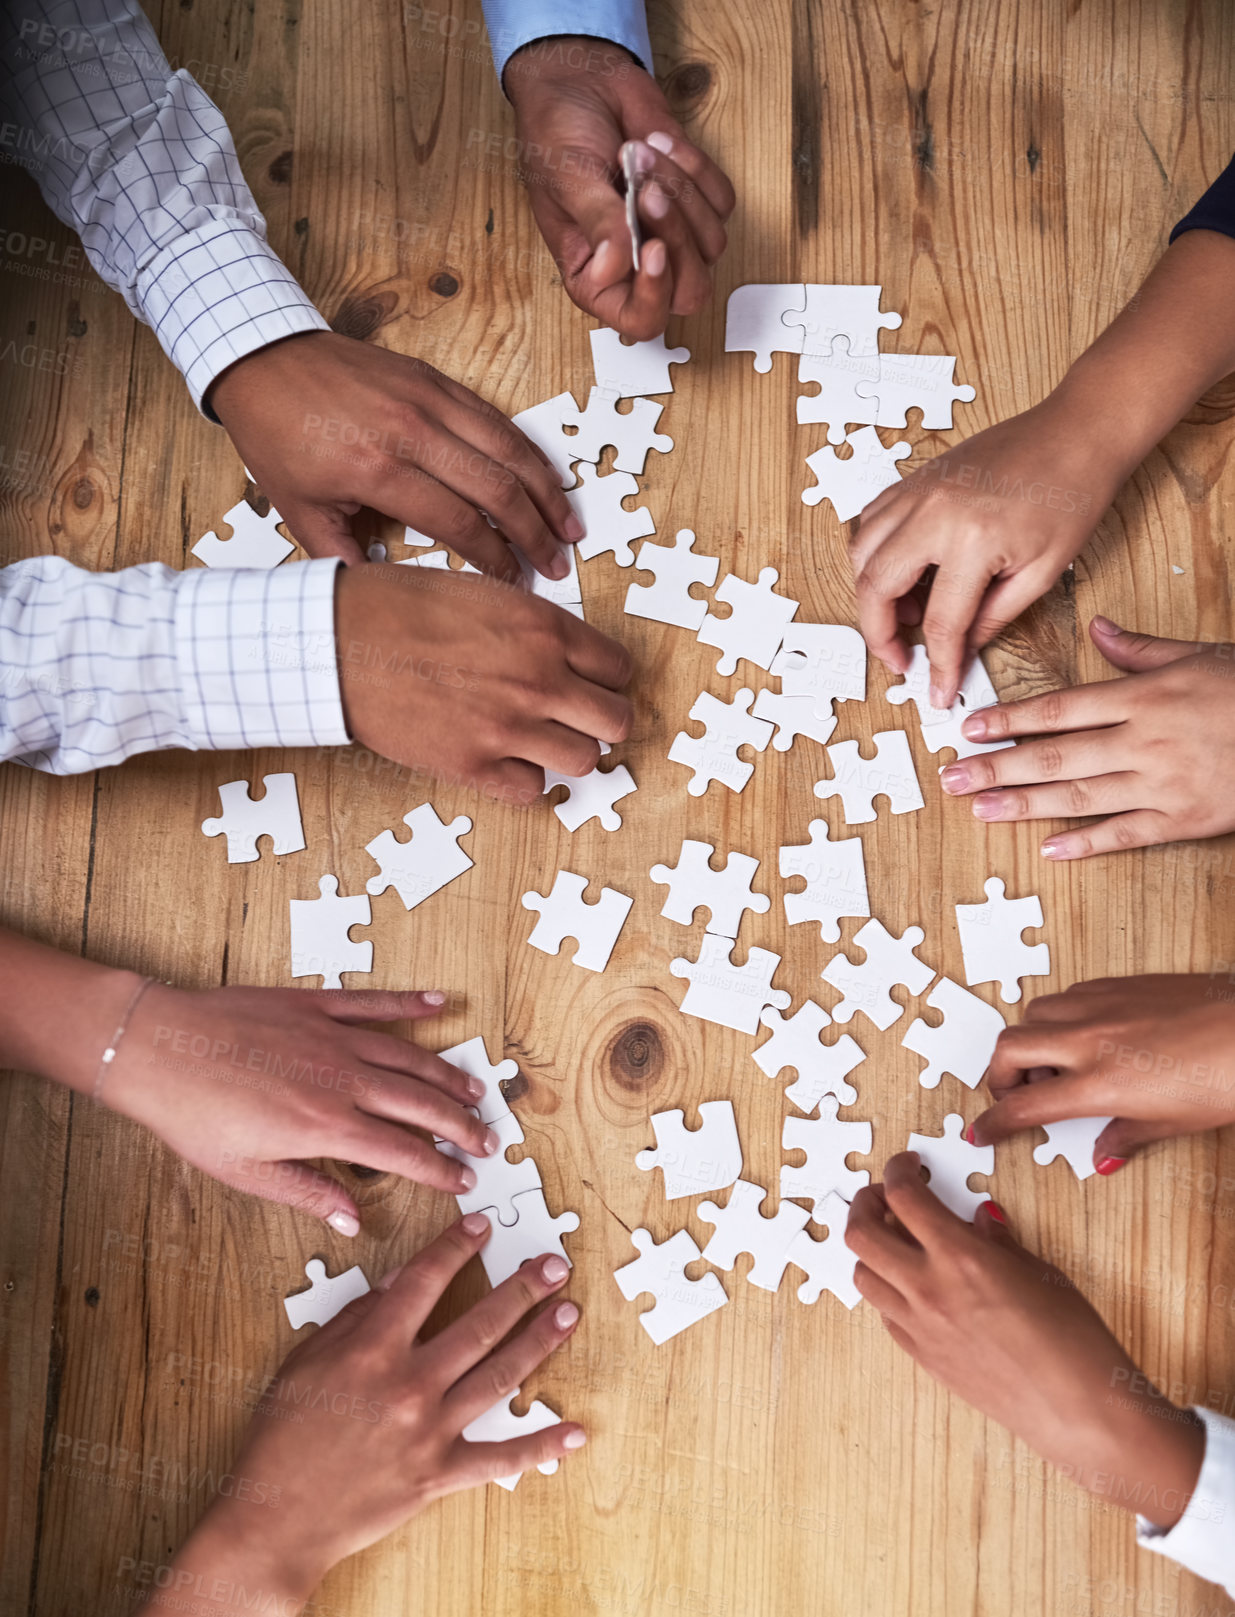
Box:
[192,500,295,569]
[568,388,674,474]
[613,1227,728,1345]
[778,819,870,943]
[669,934,791,1035]
[786,1192,861,1308]
[462,1390,562,1490]
[522,870,632,972]
[752,1000,864,1111]
[512,392,583,487]
[438,1035,519,1126]
[668,687,774,796]
[202,772,305,863]
[795,336,881,443]
[906,1112,994,1221]
[802,427,911,520]
[437,1109,543,1224]
[283,1259,371,1330]
[955,877,1050,1003]
[519,545,583,618]
[821,918,935,1030]
[476,1187,581,1287]
[885,645,1014,760]
[783,283,902,360]
[624,528,719,630]
[590,327,690,397]
[289,875,372,989]
[856,352,975,430]
[697,1180,811,1292]
[364,804,473,909]
[543,744,636,832]
[697,566,799,677]
[1033,1115,1114,1182]
[635,1100,743,1200]
[569,462,656,566]
[813,730,924,824]
[781,1098,872,1212]
[751,689,839,752]
[771,622,867,709]
[649,838,770,938]
[902,978,1006,1090]
[724,283,806,373]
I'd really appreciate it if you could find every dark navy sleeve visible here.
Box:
[1170,153,1235,243]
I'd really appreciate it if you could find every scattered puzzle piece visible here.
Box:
[649,838,770,938]
[201,772,305,863]
[476,1188,581,1286]
[636,1100,743,1200]
[781,1099,873,1212]
[795,336,881,443]
[669,934,791,1034]
[569,463,656,566]
[522,870,632,972]
[752,1000,864,1111]
[283,1258,370,1330]
[364,804,473,910]
[462,1390,563,1490]
[855,352,975,430]
[906,1112,994,1221]
[785,1192,861,1308]
[512,392,583,487]
[590,327,690,397]
[543,743,636,832]
[724,283,806,373]
[697,1180,811,1292]
[1033,1115,1113,1182]
[801,427,911,520]
[568,388,674,474]
[902,978,1006,1090]
[886,645,1015,760]
[624,529,719,630]
[955,877,1050,1003]
[192,500,295,569]
[782,284,902,360]
[697,566,799,677]
[778,819,870,943]
[614,1227,728,1345]
[821,918,934,1030]
[289,875,372,989]
[813,730,924,824]
[668,687,774,796]
[771,622,867,709]
[751,689,839,752]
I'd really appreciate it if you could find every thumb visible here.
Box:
[217,1157,362,1237]
[280,500,367,566]
[1089,616,1198,672]
[973,1198,1020,1247]
[1091,1115,1180,1170]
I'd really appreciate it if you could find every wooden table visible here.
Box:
[4,3,1235,1612]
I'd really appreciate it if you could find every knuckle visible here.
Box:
[1111,815,1144,850]
[466,1315,503,1357]
[1065,778,1092,814]
[1038,691,1066,728]
[1036,743,1065,778]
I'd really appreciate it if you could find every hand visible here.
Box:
[503,38,734,337]
[850,400,1124,705]
[846,1154,1205,1527]
[139,1220,584,1612]
[335,562,632,804]
[98,983,497,1233]
[971,975,1235,1172]
[208,331,583,577]
[938,619,1235,859]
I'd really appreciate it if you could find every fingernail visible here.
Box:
[964,1123,978,1145]
[961,711,989,739]
[1091,615,1119,634]
[549,551,570,581]
[1041,839,1067,859]
[939,764,969,793]
[1096,1156,1127,1176]
[562,1427,588,1451]
[644,184,670,221]
[972,793,1002,821]
[327,1210,359,1238]
[629,138,655,175]
[644,240,667,276]
[377,1264,403,1290]
[458,1165,478,1192]
[482,1128,500,1157]
[929,683,951,709]
[466,1077,485,1101]
[542,1255,569,1283]
[554,1301,580,1329]
[984,1201,1007,1224]
[563,513,585,542]
[646,130,674,155]
[462,1211,490,1235]
[422,989,447,1005]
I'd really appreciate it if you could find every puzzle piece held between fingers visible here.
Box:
[801,428,911,520]
[697,567,799,677]
[365,804,474,909]
[475,1188,581,1286]
[590,328,690,398]
[202,772,305,863]
[289,875,372,989]
[752,1001,864,1111]
[955,877,1050,1003]
[786,1193,861,1308]
[885,645,1015,760]
[1033,1115,1114,1181]
[724,283,806,373]
[624,529,719,630]
[649,839,770,938]
[614,1227,728,1345]
[462,1390,563,1490]
[781,1099,873,1213]
[814,730,924,824]
[779,819,870,943]
[438,1035,519,1126]
[569,463,656,566]
[192,500,296,569]
[902,978,1006,1090]
[568,388,674,474]
[697,1180,811,1293]
[670,934,791,1034]
[522,870,632,972]
[512,392,584,487]
[821,918,935,1031]
[543,745,637,832]
[636,1101,743,1200]
[906,1112,995,1221]
[668,687,774,796]
[283,1259,371,1330]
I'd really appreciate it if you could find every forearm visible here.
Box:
[1047,230,1235,479]
[132,1499,322,1617]
[0,926,137,1093]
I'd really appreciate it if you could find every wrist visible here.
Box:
[0,929,144,1096]
[504,35,645,104]
[1080,1384,1205,1528]
[142,1498,327,1616]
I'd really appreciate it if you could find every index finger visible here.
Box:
[921,560,1000,709]
[369,1213,491,1346]
[642,129,735,221]
[563,613,635,695]
[881,1149,974,1245]
[972,1072,1121,1145]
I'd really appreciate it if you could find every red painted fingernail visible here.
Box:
[964,1123,977,1144]
[1096,1156,1127,1176]
[983,1201,1007,1224]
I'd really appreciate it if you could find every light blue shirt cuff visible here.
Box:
[479,0,653,85]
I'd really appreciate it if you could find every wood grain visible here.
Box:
[3,2,1235,1613]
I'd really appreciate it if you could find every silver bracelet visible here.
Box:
[93,976,157,1103]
